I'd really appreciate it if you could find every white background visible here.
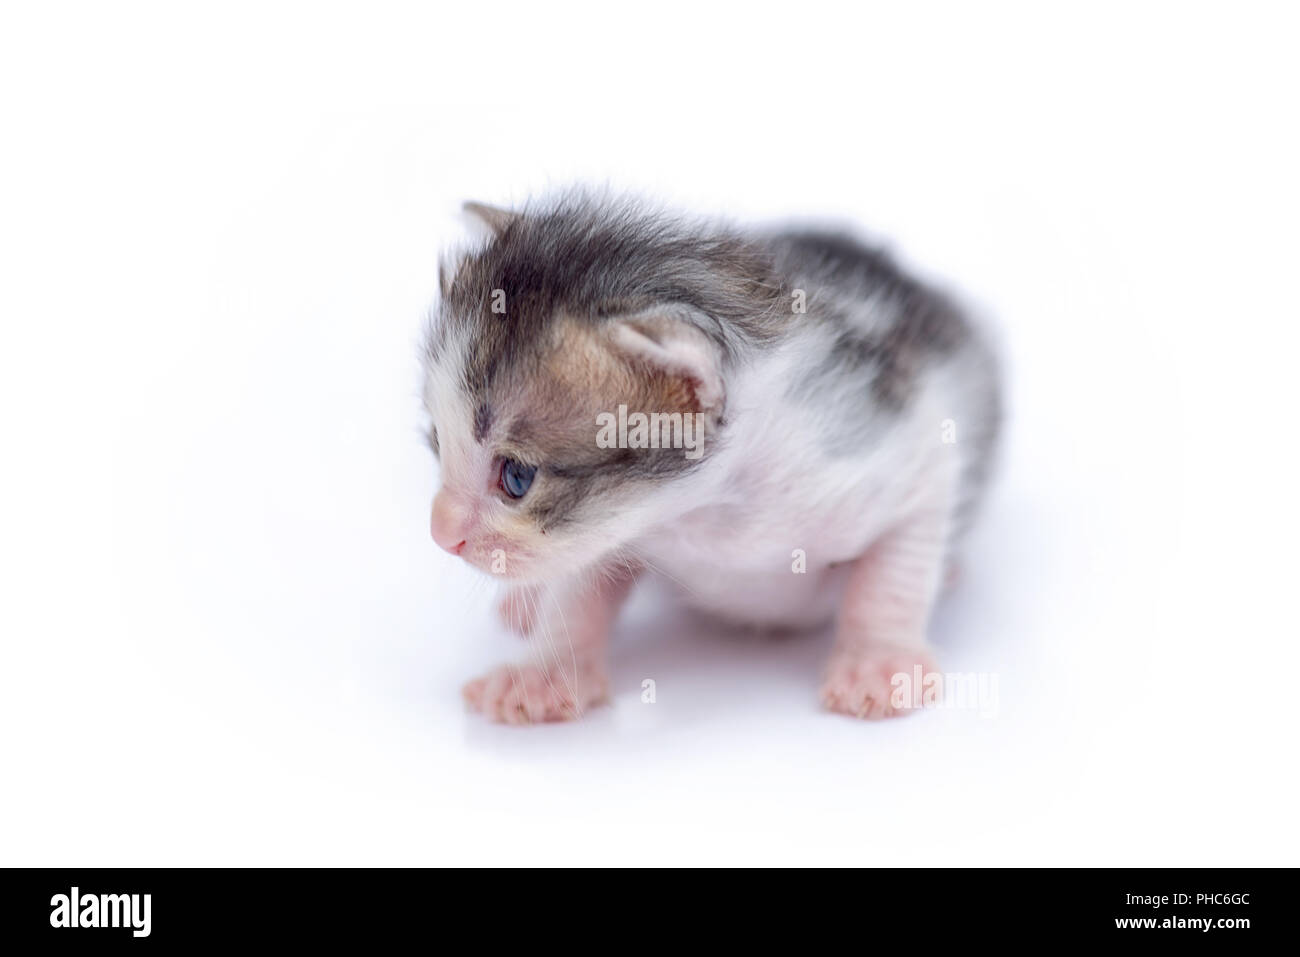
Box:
[2,2,1297,866]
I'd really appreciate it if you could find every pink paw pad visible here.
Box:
[820,645,938,720]
[463,660,608,724]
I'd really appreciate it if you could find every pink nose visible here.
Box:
[431,491,471,556]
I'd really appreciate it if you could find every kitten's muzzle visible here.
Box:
[431,490,470,557]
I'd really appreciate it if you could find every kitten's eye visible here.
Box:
[499,458,537,499]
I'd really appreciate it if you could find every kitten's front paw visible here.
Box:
[462,659,609,724]
[820,643,937,720]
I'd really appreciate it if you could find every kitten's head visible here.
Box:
[421,193,779,583]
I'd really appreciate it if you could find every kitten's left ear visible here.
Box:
[604,312,725,417]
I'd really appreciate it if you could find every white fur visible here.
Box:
[630,332,963,629]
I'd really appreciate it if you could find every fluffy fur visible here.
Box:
[422,191,1001,723]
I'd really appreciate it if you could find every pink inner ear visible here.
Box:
[607,320,725,415]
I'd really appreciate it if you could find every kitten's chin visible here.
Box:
[462,535,622,585]
[467,554,591,587]
[460,549,542,584]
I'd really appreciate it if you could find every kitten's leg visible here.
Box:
[821,494,951,720]
[465,568,635,724]
[497,584,541,636]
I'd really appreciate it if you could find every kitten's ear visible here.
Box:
[438,250,463,298]
[462,200,519,236]
[604,313,725,417]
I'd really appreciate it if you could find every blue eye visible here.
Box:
[500,458,537,499]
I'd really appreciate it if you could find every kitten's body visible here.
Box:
[424,193,1001,722]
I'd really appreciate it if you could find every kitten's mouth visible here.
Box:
[458,543,535,581]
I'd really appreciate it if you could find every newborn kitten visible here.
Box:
[422,192,1001,723]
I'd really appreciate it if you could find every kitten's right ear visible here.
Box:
[462,201,519,236]
[440,202,518,296]
[438,251,461,298]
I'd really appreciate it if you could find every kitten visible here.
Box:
[422,191,1001,723]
